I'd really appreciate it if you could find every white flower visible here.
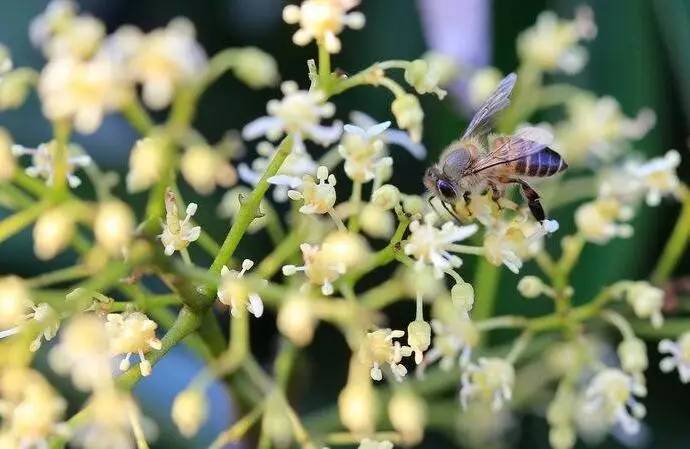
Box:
[483,216,552,273]
[12,141,91,188]
[358,328,413,382]
[30,0,105,60]
[241,140,317,202]
[242,81,342,151]
[286,166,338,215]
[404,213,478,278]
[460,357,515,411]
[218,259,264,318]
[159,189,201,256]
[104,19,207,109]
[658,332,690,383]
[73,389,144,449]
[349,111,426,159]
[283,243,346,295]
[38,55,129,134]
[0,277,60,351]
[283,0,365,53]
[404,59,447,99]
[575,198,634,244]
[407,319,431,364]
[618,338,648,376]
[622,281,664,328]
[105,311,162,377]
[583,368,646,435]
[391,94,424,143]
[556,94,655,165]
[126,136,168,193]
[338,121,393,183]
[48,314,113,391]
[627,150,682,206]
[517,6,596,74]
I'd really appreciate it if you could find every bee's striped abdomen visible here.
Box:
[513,148,567,177]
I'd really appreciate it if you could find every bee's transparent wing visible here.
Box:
[461,73,517,141]
[467,127,553,173]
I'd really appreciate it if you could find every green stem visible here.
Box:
[257,224,305,278]
[472,259,501,321]
[209,402,265,449]
[51,120,71,194]
[121,99,155,135]
[652,188,690,284]
[318,43,332,93]
[0,200,50,244]
[25,264,90,288]
[209,134,294,275]
[347,181,362,232]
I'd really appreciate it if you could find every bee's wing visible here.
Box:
[461,73,517,141]
[467,127,553,174]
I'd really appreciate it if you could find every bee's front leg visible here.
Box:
[462,191,473,216]
[488,182,504,208]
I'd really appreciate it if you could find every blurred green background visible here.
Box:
[0,0,689,448]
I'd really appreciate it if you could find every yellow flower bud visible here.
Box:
[451,281,475,312]
[171,389,208,438]
[232,47,280,89]
[0,128,16,181]
[277,296,317,347]
[360,204,395,239]
[94,201,135,256]
[371,184,400,210]
[33,207,75,260]
[517,275,545,298]
[321,230,370,269]
[388,389,427,445]
[391,94,423,142]
[126,137,167,192]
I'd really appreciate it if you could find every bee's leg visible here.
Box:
[488,182,504,209]
[462,191,473,216]
[510,178,545,222]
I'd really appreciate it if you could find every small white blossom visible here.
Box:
[286,166,337,215]
[349,111,426,159]
[242,81,342,151]
[283,243,346,295]
[404,213,478,278]
[622,281,664,328]
[404,59,447,99]
[575,198,634,244]
[218,259,264,318]
[517,6,596,74]
[583,368,647,435]
[105,311,162,377]
[338,121,393,183]
[556,94,655,165]
[242,140,317,202]
[30,0,105,60]
[618,338,648,376]
[102,19,207,109]
[658,332,690,383]
[159,189,201,256]
[12,141,91,188]
[371,184,400,210]
[391,94,424,143]
[407,319,431,365]
[460,357,515,411]
[283,0,365,53]
[358,328,413,382]
[627,150,682,206]
[38,55,129,134]
[483,216,550,273]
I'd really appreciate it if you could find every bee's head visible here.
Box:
[424,166,458,203]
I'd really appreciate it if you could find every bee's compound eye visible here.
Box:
[437,180,456,201]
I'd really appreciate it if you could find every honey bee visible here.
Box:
[424,73,567,224]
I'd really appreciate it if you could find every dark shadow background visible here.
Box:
[0,0,689,448]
